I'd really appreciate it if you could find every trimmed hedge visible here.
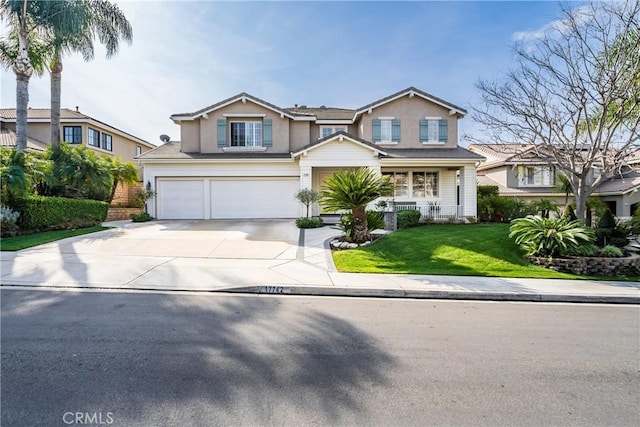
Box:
[397,209,421,229]
[13,196,108,232]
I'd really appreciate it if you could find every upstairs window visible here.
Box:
[373,118,400,144]
[518,166,555,187]
[419,118,448,144]
[230,121,263,147]
[320,126,347,139]
[101,133,113,151]
[136,145,142,156]
[88,128,100,147]
[63,126,82,144]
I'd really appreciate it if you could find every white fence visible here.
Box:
[393,203,463,220]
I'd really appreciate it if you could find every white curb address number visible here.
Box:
[260,285,292,294]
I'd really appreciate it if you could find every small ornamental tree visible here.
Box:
[295,188,319,218]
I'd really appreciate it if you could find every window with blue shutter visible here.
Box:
[419,119,429,143]
[391,119,401,142]
[217,119,226,147]
[372,119,381,143]
[438,119,448,142]
[263,119,272,147]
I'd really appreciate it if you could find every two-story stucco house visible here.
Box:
[0,108,155,160]
[138,87,484,220]
[468,143,640,217]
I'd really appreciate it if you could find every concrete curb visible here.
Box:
[219,285,640,304]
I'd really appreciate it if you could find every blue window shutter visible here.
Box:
[372,119,381,142]
[263,119,272,147]
[438,119,448,142]
[217,119,226,147]
[392,119,401,142]
[419,119,429,142]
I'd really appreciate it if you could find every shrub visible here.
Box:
[0,205,20,237]
[397,209,421,229]
[509,215,595,257]
[12,196,108,231]
[599,245,624,257]
[130,212,154,222]
[566,243,600,257]
[295,189,320,218]
[295,217,323,228]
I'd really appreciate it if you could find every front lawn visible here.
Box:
[0,226,109,251]
[333,223,581,279]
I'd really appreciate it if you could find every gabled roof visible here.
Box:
[0,129,48,151]
[170,92,313,122]
[0,108,155,148]
[468,144,552,170]
[355,86,467,118]
[384,147,485,161]
[291,131,387,158]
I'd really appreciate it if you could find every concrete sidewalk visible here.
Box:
[1,221,639,303]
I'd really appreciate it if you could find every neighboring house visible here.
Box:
[0,108,155,161]
[468,143,640,217]
[138,87,484,220]
[0,108,156,205]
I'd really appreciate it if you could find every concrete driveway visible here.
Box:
[0,220,336,290]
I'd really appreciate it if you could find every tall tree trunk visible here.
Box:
[574,182,590,225]
[352,204,369,244]
[13,27,33,153]
[108,178,119,206]
[50,54,63,145]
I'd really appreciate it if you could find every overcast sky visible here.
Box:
[0,0,570,146]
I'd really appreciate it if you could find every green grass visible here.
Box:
[333,223,630,279]
[0,226,109,251]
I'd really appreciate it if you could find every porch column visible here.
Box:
[460,165,478,219]
[299,165,312,217]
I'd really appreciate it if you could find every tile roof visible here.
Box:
[292,131,385,156]
[385,147,485,161]
[286,107,355,121]
[0,129,48,151]
[0,108,87,120]
[137,141,292,160]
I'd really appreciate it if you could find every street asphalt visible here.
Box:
[1,219,639,303]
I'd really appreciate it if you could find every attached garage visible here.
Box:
[156,177,299,220]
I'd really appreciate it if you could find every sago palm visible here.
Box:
[509,215,595,258]
[320,168,393,243]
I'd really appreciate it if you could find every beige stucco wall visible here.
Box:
[180,121,201,153]
[202,100,291,153]
[290,121,310,152]
[357,96,459,149]
[483,167,508,187]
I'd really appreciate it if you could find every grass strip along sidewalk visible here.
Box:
[0,227,109,251]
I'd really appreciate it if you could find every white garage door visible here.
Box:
[210,178,299,219]
[157,179,205,219]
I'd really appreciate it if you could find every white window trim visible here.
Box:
[517,165,555,187]
[422,117,444,145]
[230,120,263,147]
[223,113,266,118]
[320,125,348,139]
[378,117,394,144]
[383,170,440,199]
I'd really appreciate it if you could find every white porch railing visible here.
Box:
[393,203,463,220]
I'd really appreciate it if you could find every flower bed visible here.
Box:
[528,254,640,277]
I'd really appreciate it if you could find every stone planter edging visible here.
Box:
[528,254,640,277]
[107,207,143,221]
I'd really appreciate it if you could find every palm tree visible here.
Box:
[47,0,132,144]
[0,0,74,152]
[554,173,573,215]
[320,168,394,243]
[107,157,138,205]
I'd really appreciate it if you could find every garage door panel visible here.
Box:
[211,179,299,219]
[158,180,204,219]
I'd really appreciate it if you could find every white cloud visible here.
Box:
[512,4,596,42]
